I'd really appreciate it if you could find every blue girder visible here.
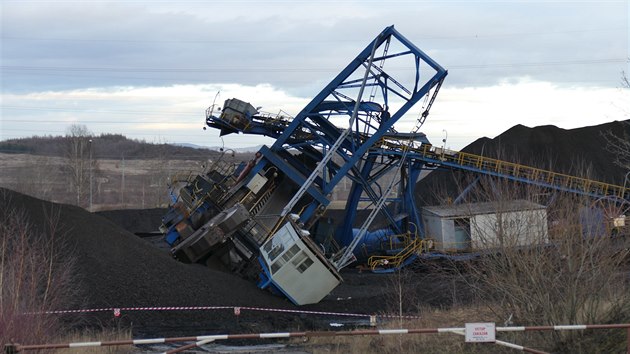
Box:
[205,25,448,249]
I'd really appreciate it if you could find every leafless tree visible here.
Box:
[0,192,77,345]
[13,155,59,201]
[601,70,630,171]
[448,175,630,352]
[63,124,97,207]
[149,139,173,208]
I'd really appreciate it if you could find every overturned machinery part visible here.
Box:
[172,203,250,263]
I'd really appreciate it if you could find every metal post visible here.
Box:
[121,154,125,206]
[442,129,448,158]
[4,343,18,354]
[623,171,630,200]
[89,139,93,212]
[627,326,629,354]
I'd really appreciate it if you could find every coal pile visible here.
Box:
[0,189,299,335]
[96,208,167,234]
[417,120,630,205]
[1,188,403,337]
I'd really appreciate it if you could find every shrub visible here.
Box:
[0,192,77,346]
[453,177,630,352]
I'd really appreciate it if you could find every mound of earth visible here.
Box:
[1,188,418,337]
[96,208,167,234]
[417,120,630,205]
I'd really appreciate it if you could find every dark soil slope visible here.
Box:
[1,188,404,336]
[97,208,166,233]
[0,188,296,335]
[417,120,630,205]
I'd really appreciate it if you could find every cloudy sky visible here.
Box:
[1,0,629,150]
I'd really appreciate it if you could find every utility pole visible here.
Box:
[89,139,93,212]
[77,138,83,206]
[121,153,125,206]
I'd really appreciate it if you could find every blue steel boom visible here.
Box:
[162,26,447,304]
[207,25,447,242]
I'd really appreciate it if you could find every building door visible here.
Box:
[453,218,471,251]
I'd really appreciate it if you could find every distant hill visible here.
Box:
[0,133,227,160]
[0,133,257,209]
[206,145,264,153]
[169,142,212,150]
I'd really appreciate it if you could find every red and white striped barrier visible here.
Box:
[29,305,422,320]
[6,323,630,353]
[4,327,461,353]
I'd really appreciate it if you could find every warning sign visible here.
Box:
[465,322,495,343]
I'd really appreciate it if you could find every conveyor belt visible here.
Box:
[377,138,630,201]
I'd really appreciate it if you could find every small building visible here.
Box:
[422,200,548,252]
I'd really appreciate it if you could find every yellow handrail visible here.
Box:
[368,237,430,270]
[378,138,629,200]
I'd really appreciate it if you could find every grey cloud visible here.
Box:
[1,1,627,96]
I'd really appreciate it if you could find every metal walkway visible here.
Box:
[377,138,630,201]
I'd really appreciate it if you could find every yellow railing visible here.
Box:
[378,139,629,200]
[367,237,431,270]
[169,171,197,185]
[436,148,628,199]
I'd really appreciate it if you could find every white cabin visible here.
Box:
[422,200,548,251]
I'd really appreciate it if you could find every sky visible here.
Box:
[1,0,629,151]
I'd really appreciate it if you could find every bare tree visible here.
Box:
[13,155,60,201]
[601,70,630,170]
[62,124,96,207]
[0,192,77,345]
[150,139,173,208]
[449,175,630,352]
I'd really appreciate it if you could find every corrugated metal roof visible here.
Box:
[422,200,545,218]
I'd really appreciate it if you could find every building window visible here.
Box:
[271,244,300,273]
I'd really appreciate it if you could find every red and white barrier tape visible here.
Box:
[29,305,422,320]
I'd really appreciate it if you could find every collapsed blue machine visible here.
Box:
[159,26,448,305]
[159,25,630,305]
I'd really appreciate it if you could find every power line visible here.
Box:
[1,106,201,117]
[2,58,625,76]
[0,65,331,73]
[0,129,214,138]
[0,71,319,84]
[449,58,627,69]
[1,26,624,43]
[1,120,202,125]
[2,70,618,89]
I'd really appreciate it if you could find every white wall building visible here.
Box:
[422,200,548,252]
